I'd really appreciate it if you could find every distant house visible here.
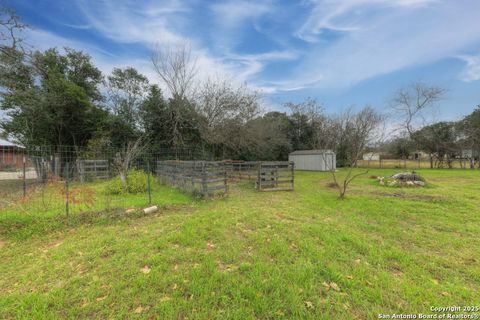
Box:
[460,149,480,159]
[362,152,381,161]
[411,151,429,160]
[288,149,336,171]
[0,138,25,170]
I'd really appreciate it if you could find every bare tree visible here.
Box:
[151,43,197,100]
[322,107,384,199]
[113,137,145,192]
[0,6,28,54]
[195,77,262,157]
[151,43,198,154]
[391,82,445,137]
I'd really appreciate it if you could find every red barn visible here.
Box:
[0,138,25,170]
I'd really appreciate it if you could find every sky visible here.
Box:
[5,0,480,120]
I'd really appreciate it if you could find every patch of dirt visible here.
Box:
[387,264,404,277]
[42,240,64,252]
[217,261,237,273]
[276,213,305,222]
[0,239,6,249]
[358,191,447,202]
[325,182,338,189]
[461,256,477,266]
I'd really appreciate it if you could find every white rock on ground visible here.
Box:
[391,172,424,181]
[143,206,158,214]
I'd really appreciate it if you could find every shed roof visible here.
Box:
[289,149,334,156]
[0,138,24,148]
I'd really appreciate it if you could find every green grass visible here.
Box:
[1,169,479,319]
[0,178,192,240]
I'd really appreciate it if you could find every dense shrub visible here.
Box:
[105,169,148,194]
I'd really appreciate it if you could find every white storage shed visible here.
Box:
[288,150,336,171]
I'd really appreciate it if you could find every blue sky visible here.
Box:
[6,0,480,120]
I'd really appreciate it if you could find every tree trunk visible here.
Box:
[120,173,127,192]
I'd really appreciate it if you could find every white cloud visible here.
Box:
[286,0,480,90]
[24,5,293,97]
[75,0,185,46]
[296,0,437,42]
[210,0,273,28]
[27,28,114,58]
[19,1,296,96]
[25,28,159,87]
[458,54,480,82]
[70,0,296,94]
[21,0,480,98]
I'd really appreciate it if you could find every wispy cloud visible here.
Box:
[60,23,91,30]
[296,0,437,42]
[210,0,273,28]
[458,54,480,82]
[287,0,480,90]
[24,28,157,82]
[26,28,115,58]
[14,0,480,101]
[75,0,185,46]
[70,0,295,92]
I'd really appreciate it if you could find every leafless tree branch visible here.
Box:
[113,137,145,192]
[151,42,197,100]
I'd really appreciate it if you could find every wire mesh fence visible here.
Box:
[0,144,298,222]
[355,158,479,169]
[0,145,212,220]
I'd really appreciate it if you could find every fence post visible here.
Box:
[291,161,295,190]
[224,163,228,194]
[23,155,26,197]
[257,163,261,190]
[65,162,69,218]
[201,162,208,196]
[147,160,152,204]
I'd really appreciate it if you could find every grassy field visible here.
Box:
[1,169,479,319]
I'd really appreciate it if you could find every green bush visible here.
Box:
[126,169,149,193]
[105,169,148,194]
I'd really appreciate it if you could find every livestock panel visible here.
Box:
[76,159,109,182]
[256,162,294,191]
[156,160,228,197]
[224,161,260,180]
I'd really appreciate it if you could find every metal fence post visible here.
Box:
[147,160,152,204]
[23,155,26,197]
[65,162,69,218]
[201,161,207,196]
